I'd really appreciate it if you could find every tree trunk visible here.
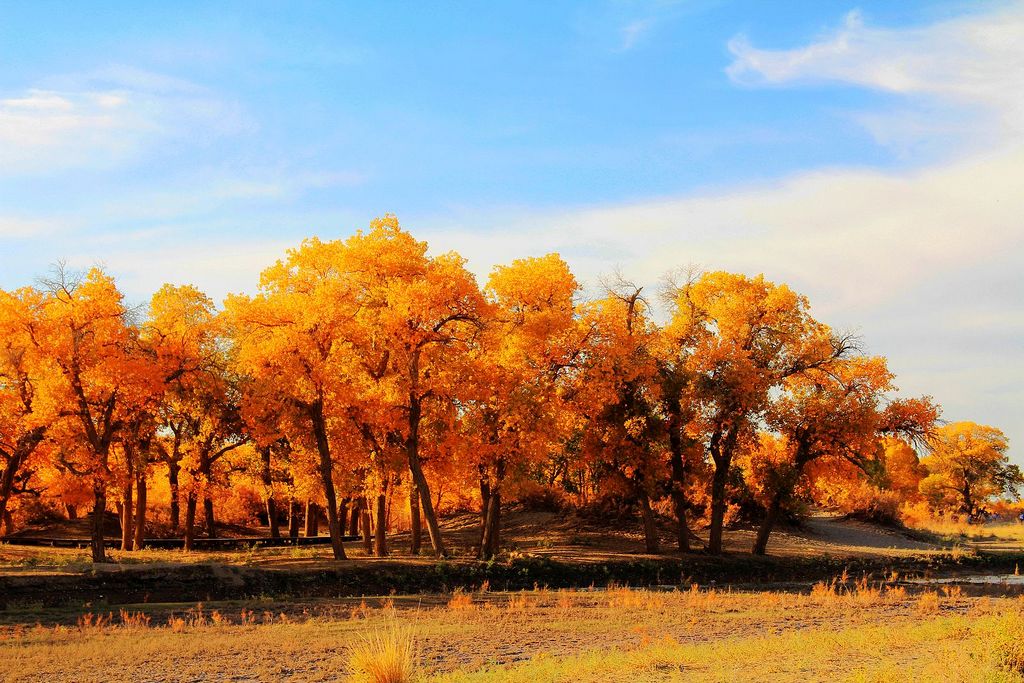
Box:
[961,483,975,521]
[348,498,361,536]
[168,461,181,533]
[309,401,346,559]
[638,490,660,554]
[409,485,422,555]
[374,493,388,557]
[267,497,280,539]
[481,487,502,559]
[120,477,134,551]
[0,432,44,536]
[90,481,108,563]
[2,509,12,536]
[132,472,147,550]
[0,487,14,537]
[65,504,78,520]
[203,496,216,538]
[406,382,446,557]
[752,492,784,556]
[708,463,729,555]
[184,493,198,551]
[666,409,692,552]
[707,427,739,555]
[477,474,490,554]
[288,498,300,540]
[0,455,24,534]
[304,500,318,537]
[360,501,372,554]
[119,440,135,552]
[261,446,280,538]
[753,449,811,556]
[481,459,505,559]
[338,498,349,540]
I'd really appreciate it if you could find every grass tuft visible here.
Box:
[991,610,1024,675]
[348,623,418,683]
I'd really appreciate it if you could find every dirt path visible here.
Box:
[797,513,942,552]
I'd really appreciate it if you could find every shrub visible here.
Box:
[514,481,568,513]
[840,485,902,526]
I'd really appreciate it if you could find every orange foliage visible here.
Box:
[3,216,1012,564]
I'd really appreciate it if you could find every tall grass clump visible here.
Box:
[991,610,1024,675]
[348,623,418,683]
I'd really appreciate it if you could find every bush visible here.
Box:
[835,484,902,527]
[514,481,568,513]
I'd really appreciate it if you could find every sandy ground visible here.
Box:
[0,507,969,577]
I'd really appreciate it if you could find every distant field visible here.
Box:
[1,583,1023,682]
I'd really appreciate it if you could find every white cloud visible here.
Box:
[0,68,249,175]
[421,147,1023,315]
[727,6,1024,139]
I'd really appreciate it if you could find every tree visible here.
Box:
[663,272,847,554]
[0,287,51,534]
[652,269,703,552]
[745,355,938,554]
[920,422,1020,520]
[146,284,237,546]
[340,216,487,558]
[34,267,159,562]
[467,253,583,558]
[574,283,664,554]
[166,365,247,548]
[227,237,360,560]
[239,377,295,539]
[879,437,927,499]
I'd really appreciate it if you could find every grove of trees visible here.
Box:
[0,216,1019,562]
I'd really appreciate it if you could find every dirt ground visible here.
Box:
[0,507,957,578]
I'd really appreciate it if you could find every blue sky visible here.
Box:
[1,1,1022,460]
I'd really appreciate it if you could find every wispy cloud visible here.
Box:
[727,6,1024,142]
[579,0,702,53]
[0,67,250,176]
[620,18,655,51]
[421,147,1023,313]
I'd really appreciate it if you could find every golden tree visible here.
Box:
[663,272,847,554]
[340,216,486,557]
[746,355,937,554]
[227,236,360,559]
[573,283,665,553]
[0,287,51,533]
[920,422,1019,520]
[466,253,583,558]
[34,268,160,562]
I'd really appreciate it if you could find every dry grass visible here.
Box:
[435,607,1024,682]
[349,623,417,683]
[1,583,1021,682]
[909,520,1024,549]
